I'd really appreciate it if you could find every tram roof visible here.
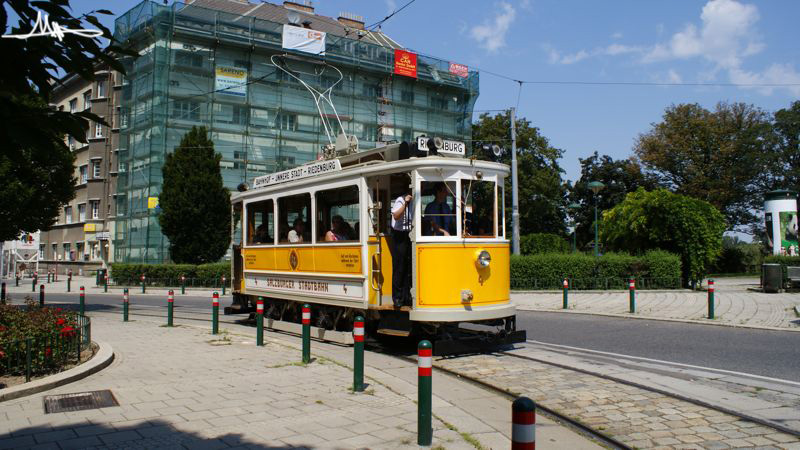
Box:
[232,145,509,202]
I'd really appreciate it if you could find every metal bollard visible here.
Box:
[708,279,715,319]
[302,304,311,363]
[79,286,85,316]
[167,289,174,327]
[104,273,108,293]
[181,275,186,295]
[39,284,45,307]
[418,340,433,446]
[25,338,32,382]
[123,288,129,322]
[256,297,264,346]
[353,315,365,392]
[141,274,146,294]
[629,277,636,314]
[15,274,19,286]
[1,282,5,301]
[212,292,219,335]
[67,274,71,292]
[222,275,226,296]
[562,278,569,309]
[32,274,37,292]
[47,272,51,283]
[512,396,536,449]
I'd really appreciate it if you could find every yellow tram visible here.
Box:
[228,137,525,353]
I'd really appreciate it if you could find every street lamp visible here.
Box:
[588,181,605,257]
[568,202,580,253]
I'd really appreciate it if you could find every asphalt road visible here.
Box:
[517,310,800,382]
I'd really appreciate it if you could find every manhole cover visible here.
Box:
[43,390,118,414]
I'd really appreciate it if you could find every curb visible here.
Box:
[0,341,114,402]
[514,307,800,332]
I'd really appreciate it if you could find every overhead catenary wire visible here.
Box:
[366,0,418,31]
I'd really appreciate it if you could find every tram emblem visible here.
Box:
[289,250,299,270]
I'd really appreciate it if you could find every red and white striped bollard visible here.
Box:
[512,396,536,449]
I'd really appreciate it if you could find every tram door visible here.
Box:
[368,176,391,306]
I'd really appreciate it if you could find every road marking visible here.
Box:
[525,339,800,387]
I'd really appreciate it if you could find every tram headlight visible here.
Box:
[476,250,491,268]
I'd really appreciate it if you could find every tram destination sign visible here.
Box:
[253,159,342,189]
[416,137,466,156]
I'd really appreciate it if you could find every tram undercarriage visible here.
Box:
[225,293,526,355]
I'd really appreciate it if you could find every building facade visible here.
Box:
[40,68,121,275]
[109,0,479,263]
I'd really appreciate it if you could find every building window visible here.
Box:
[175,51,204,68]
[76,242,85,261]
[93,160,102,178]
[91,200,99,219]
[78,203,86,222]
[321,76,342,92]
[96,80,106,98]
[430,97,449,111]
[39,244,44,259]
[172,101,200,121]
[79,165,88,184]
[83,91,91,110]
[90,242,99,260]
[69,99,77,113]
[277,69,299,83]
[232,105,248,125]
[401,90,414,103]
[51,243,57,259]
[276,113,297,131]
[95,122,103,138]
[63,243,71,261]
[65,206,72,224]
[361,84,378,98]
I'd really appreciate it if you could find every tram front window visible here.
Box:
[421,181,456,236]
[462,179,496,238]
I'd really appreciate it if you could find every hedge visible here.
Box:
[511,250,682,290]
[110,263,231,287]
[520,233,570,255]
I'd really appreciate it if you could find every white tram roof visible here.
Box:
[231,142,509,202]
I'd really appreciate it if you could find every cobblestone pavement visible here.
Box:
[0,313,601,449]
[513,278,800,330]
[435,353,800,449]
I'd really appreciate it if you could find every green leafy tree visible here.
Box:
[471,111,567,236]
[601,188,726,285]
[0,1,130,241]
[771,100,800,191]
[568,152,656,251]
[635,102,775,233]
[159,127,231,264]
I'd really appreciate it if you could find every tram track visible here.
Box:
[83,307,798,447]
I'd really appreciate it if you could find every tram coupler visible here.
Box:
[432,317,526,356]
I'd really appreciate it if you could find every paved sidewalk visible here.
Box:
[513,278,800,330]
[0,313,601,449]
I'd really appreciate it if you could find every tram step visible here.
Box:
[377,328,411,337]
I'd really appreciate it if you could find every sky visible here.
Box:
[17,0,800,182]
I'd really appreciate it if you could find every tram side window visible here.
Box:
[278,194,311,243]
[462,179,496,238]
[247,199,274,245]
[316,185,360,242]
[498,184,506,238]
[421,181,457,236]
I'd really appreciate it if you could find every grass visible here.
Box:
[437,416,485,450]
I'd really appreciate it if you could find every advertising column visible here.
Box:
[764,190,799,255]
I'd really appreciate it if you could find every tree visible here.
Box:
[601,188,726,285]
[0,1,129,241]
[568,152,656,251]
[471,111,567,236]
[771,101,800,192]
[159,127,231,264]
[635,102,775,233]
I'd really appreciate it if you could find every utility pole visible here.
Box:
[510,107,520,255]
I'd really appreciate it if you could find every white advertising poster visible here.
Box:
[282,24,326,55]
[215,66,248,97]
[245,273,363,300]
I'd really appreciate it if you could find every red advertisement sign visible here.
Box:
[449,62,468,78]
[394,49,417,78]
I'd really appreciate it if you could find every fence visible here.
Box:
[511,277,682,291]
[0,315,91,382]
[99,277,230,289]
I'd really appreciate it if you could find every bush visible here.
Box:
[511,250,681,290]
[110,263,231,286]
[520,233,570,255]
[713,244,764,274]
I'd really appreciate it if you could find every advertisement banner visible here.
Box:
[282,24,326,55]
[215,66,248,97]
[394,49,417,78]
[147,197,159,209]
[449,62,468,78]
[780,211,799,255]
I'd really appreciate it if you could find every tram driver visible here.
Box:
[390,189,413,307]
[423,182,454,236]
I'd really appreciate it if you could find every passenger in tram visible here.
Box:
[324,215,353,241]
[423,182,453,236]
[287,218,305,243]
[254,222,272,244]
[390,190,413,307]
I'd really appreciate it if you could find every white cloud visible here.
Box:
[545,44,642,65]
[730,64,800,96]
[470,2,516,52]
[520,0,533,11]
[667,69,682,84]
[559,50,589,65]
[611,31,623,39]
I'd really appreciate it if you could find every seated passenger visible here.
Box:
[423,182,453,236]
[287,218,305,243]
[325,215,352,241]
[254,223,272,243]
